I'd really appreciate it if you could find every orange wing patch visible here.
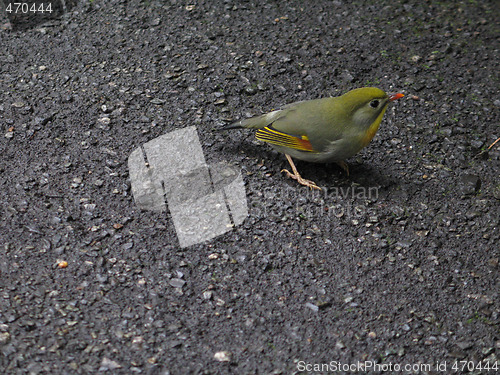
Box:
[255,126,316,152]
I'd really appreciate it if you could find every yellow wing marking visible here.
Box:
[255,126,316,152]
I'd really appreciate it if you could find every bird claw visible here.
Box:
[336,161,350,176]
[281,169,322,190]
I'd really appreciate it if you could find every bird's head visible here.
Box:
[342,87,404,130]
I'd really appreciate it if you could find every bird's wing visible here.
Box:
[257,97,345,152]
[255,125,317,152]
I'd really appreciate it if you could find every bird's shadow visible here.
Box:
[214,129,400,193]
[214,130,282,164]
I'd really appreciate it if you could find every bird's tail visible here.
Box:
[217,121,245,130]
[218,111,280,131]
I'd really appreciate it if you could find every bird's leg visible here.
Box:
[281,154,321,190]
[335,160,350,176]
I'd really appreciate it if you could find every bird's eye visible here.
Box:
[370,100,380,108]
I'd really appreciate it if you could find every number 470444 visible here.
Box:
[452,361,499,372]
[5,3,53,14]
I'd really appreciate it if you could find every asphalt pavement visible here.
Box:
[0,1,499,374]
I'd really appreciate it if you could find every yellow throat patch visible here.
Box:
[360,105,388,148]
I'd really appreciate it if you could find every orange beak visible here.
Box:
[389,93,404,101]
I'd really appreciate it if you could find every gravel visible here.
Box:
[0,0,499,374]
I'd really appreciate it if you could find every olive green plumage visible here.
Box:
[222,87,403,189]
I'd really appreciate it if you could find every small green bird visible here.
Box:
[222,87,404,190]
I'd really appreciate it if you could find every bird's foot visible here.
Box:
[336,161,350,176]
[281,168,322,190]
